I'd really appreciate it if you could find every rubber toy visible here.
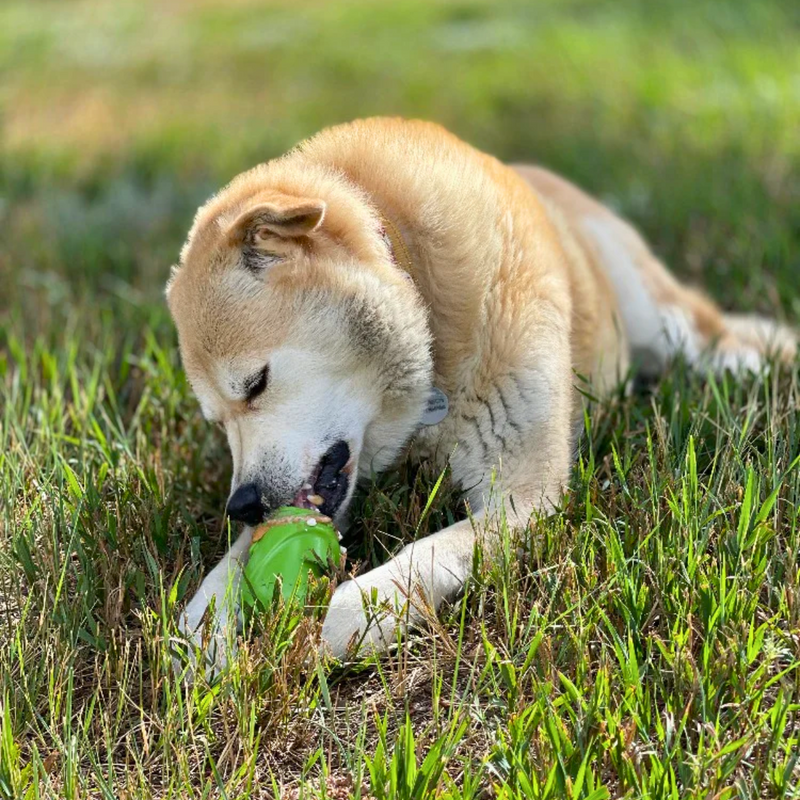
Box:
[240,506,343,610]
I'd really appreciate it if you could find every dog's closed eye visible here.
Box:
[244,365,270,403]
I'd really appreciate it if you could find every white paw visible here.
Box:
[173,594,239,682]
[320,538,471,660]
[321,568,409,660]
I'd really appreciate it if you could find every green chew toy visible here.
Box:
[240,506,343,611]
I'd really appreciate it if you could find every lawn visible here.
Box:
[1,0,800,797]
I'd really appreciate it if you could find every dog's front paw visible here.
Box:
[173,595,239,683]
[321,568,410,660]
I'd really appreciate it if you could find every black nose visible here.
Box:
[226,483,266,526]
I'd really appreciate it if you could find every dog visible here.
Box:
[166,117,796,671]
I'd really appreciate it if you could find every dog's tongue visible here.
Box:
[293,484,314,510]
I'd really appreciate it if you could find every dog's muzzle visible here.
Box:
[226,440,353,526]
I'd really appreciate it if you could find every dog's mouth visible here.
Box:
[293,440,353,518]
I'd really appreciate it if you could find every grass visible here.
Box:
[1,0,800,796]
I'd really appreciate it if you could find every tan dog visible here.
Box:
[167,117,796,670]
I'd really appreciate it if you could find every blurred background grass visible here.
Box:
[2,0,800,342]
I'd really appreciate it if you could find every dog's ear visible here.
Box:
[227,197,326,243]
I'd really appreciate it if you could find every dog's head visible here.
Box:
[167,166,433,526]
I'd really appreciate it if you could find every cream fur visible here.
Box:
[167,118,797,673]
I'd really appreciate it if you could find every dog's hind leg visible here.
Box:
[718,312,798,368]
[517,165,797,377]
[582,215,797,375]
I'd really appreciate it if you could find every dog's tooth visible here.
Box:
[301,483,312,491]
[307,494,324,506]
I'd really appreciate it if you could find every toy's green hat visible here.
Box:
[240,506,342,611]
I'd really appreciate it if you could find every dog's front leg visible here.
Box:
[176,526,251,678]
[321,515,483,659]
[322,353,575,659]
